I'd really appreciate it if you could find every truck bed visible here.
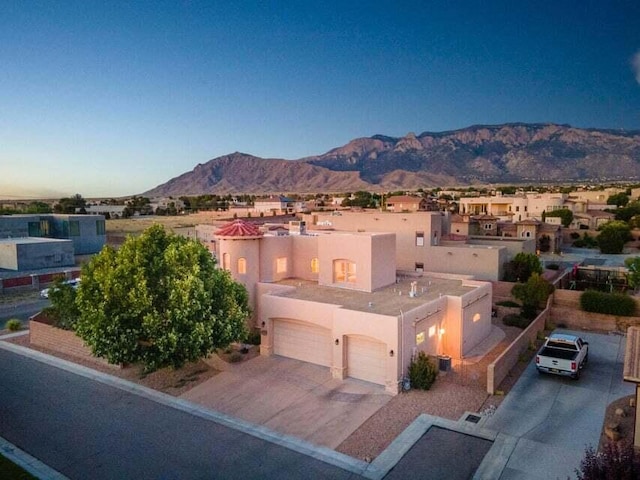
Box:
[538,346,578,361]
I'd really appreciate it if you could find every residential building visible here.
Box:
[254,196,295,215]
[385,195,429,212]
[212,218,493,395]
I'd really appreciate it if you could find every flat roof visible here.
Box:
[0,237,71,245]
[271,274,476,316]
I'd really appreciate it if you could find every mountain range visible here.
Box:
[143,123,640,196]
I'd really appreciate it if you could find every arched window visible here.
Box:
[222,253,230,271]
[311,258,319,274]
[237,257,247,274]
[333,259,356,284]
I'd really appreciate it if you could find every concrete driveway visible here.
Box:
[483,330,634,480]
[181,355,391,449]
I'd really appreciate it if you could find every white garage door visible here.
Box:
[273,319,332,367]
[347,336,386,385]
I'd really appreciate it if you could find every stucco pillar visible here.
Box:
[31,274,39,291]
[259,319,273,357]
[331,335,347,380]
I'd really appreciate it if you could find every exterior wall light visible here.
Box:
[335,338,340,346]
[261,321,266,327]
[389,350,394,357]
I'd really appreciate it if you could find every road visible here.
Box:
[0,298,49,325]
[0,346,365,480]
[484,330,633,480]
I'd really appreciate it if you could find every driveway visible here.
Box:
[483,330,634,480]
[181,355,391,449]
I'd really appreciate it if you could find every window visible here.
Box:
[333,259,356,284]
[222,253,230,271]
[28,222,40,237]
[428,325,436,338]
[415,262,424,272]
[237,257,247,274]
[515,206,520,212]
[473,313,481,322]
[311,257,319,274]
[415,231,424,246]
[483,223,493,230]
[69,220,80,237]
[416,332,425,345]
[96,220,106,235]
[276,257,287,274]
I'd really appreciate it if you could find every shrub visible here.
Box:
[575,442,640,480]
[495,300,520,307]
[570,232,581,240]
[246,330,261,345]
[5,319,21,331]
[229,352,243,363]
[580,290,637,316]
[408,352,438,390]
[502,313,532,329]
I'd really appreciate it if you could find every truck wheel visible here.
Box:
[573,370,581,380]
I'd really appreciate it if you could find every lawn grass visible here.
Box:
[0,453,38,480]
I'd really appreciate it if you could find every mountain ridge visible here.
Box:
[143,123,640,196]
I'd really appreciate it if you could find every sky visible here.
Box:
[1,1,639,199]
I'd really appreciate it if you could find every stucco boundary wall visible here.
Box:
[551,289,640,331]
[0,269,80,294]
[29,315,118,369]
[486,297,551,395]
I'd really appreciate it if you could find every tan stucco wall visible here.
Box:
[426,245,506,281]
[370,233,396,291]
[291,234,319,281]
[217,237,261,311]
[259,236,293,283]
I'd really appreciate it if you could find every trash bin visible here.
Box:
[438,355,451,372]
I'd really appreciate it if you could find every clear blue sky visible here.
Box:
[1,1,639,198]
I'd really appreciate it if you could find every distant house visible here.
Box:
[385,195,428,212]
[254,196,295,215]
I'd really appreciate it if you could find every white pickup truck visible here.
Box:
[535,333,589,379]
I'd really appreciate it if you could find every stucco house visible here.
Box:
[212,218,493,394]
[253,196,295,215]
[385,195,429,212]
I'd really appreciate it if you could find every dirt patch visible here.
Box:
[4,333,220,396]
[216,343,260,364]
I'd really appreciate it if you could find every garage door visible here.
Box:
[347,336,386,385]
[273,319,332,367]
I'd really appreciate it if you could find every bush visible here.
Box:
[408,352,438,390]
[496,300,520,307]
[5,319,21,331]
[246,330,261,345]
[580,290,637,316]
[229,352,243,363]
[570,232,581,240]
[502,313,532,329]
[575,442,640,480]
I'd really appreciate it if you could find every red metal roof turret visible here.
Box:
[214,219,263,238]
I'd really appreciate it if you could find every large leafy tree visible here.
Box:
[597,221,631,254]
[511,273,554,319]
[503,252,543,282]
[74,225,249,371]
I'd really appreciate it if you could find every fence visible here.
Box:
[0,270,80,293]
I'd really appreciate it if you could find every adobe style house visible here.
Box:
[253,196,295,215]
[212,218,493,394]
[0,214,106,271]
[385,195,429,212]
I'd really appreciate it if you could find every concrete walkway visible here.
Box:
[181,355,391,449]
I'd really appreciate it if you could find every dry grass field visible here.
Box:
[106,211,235,235]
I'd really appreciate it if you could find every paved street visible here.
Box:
[0,298,49,325]
[484,330,634,480]
[0,346,366,480]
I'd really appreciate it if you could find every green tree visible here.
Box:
[511,273,554,319]
[54,193,87,214]
[544,208,574,227]
[503,253,543,282]
[607,192,630,208]
[43,278,80,330]
[575,442,640,480]
[625,257,640,292]
[597,221,631,254]
[74,225,249,371]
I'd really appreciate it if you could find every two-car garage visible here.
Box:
[272,319,387,387]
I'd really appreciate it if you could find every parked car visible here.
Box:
[40,278,81,298]
[536,333,589,379]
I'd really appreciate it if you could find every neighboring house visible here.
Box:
[85,205,127,218]
[0,214,106,271]
[254,196,295,215]
[571,210,616,230]
[499,219,562,253]
[213,218,493,395]
[302,211,533,281]
[385,195,428,212]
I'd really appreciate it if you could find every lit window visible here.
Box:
[428,325,436,337]
[237,257,247,274]
[276,257,287,273]
[333,259,356,284]
[473,313,481,322]
[222,253,230,271]
[416,231,424,246]
[416,332,425,345]
[311,258,319,273]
